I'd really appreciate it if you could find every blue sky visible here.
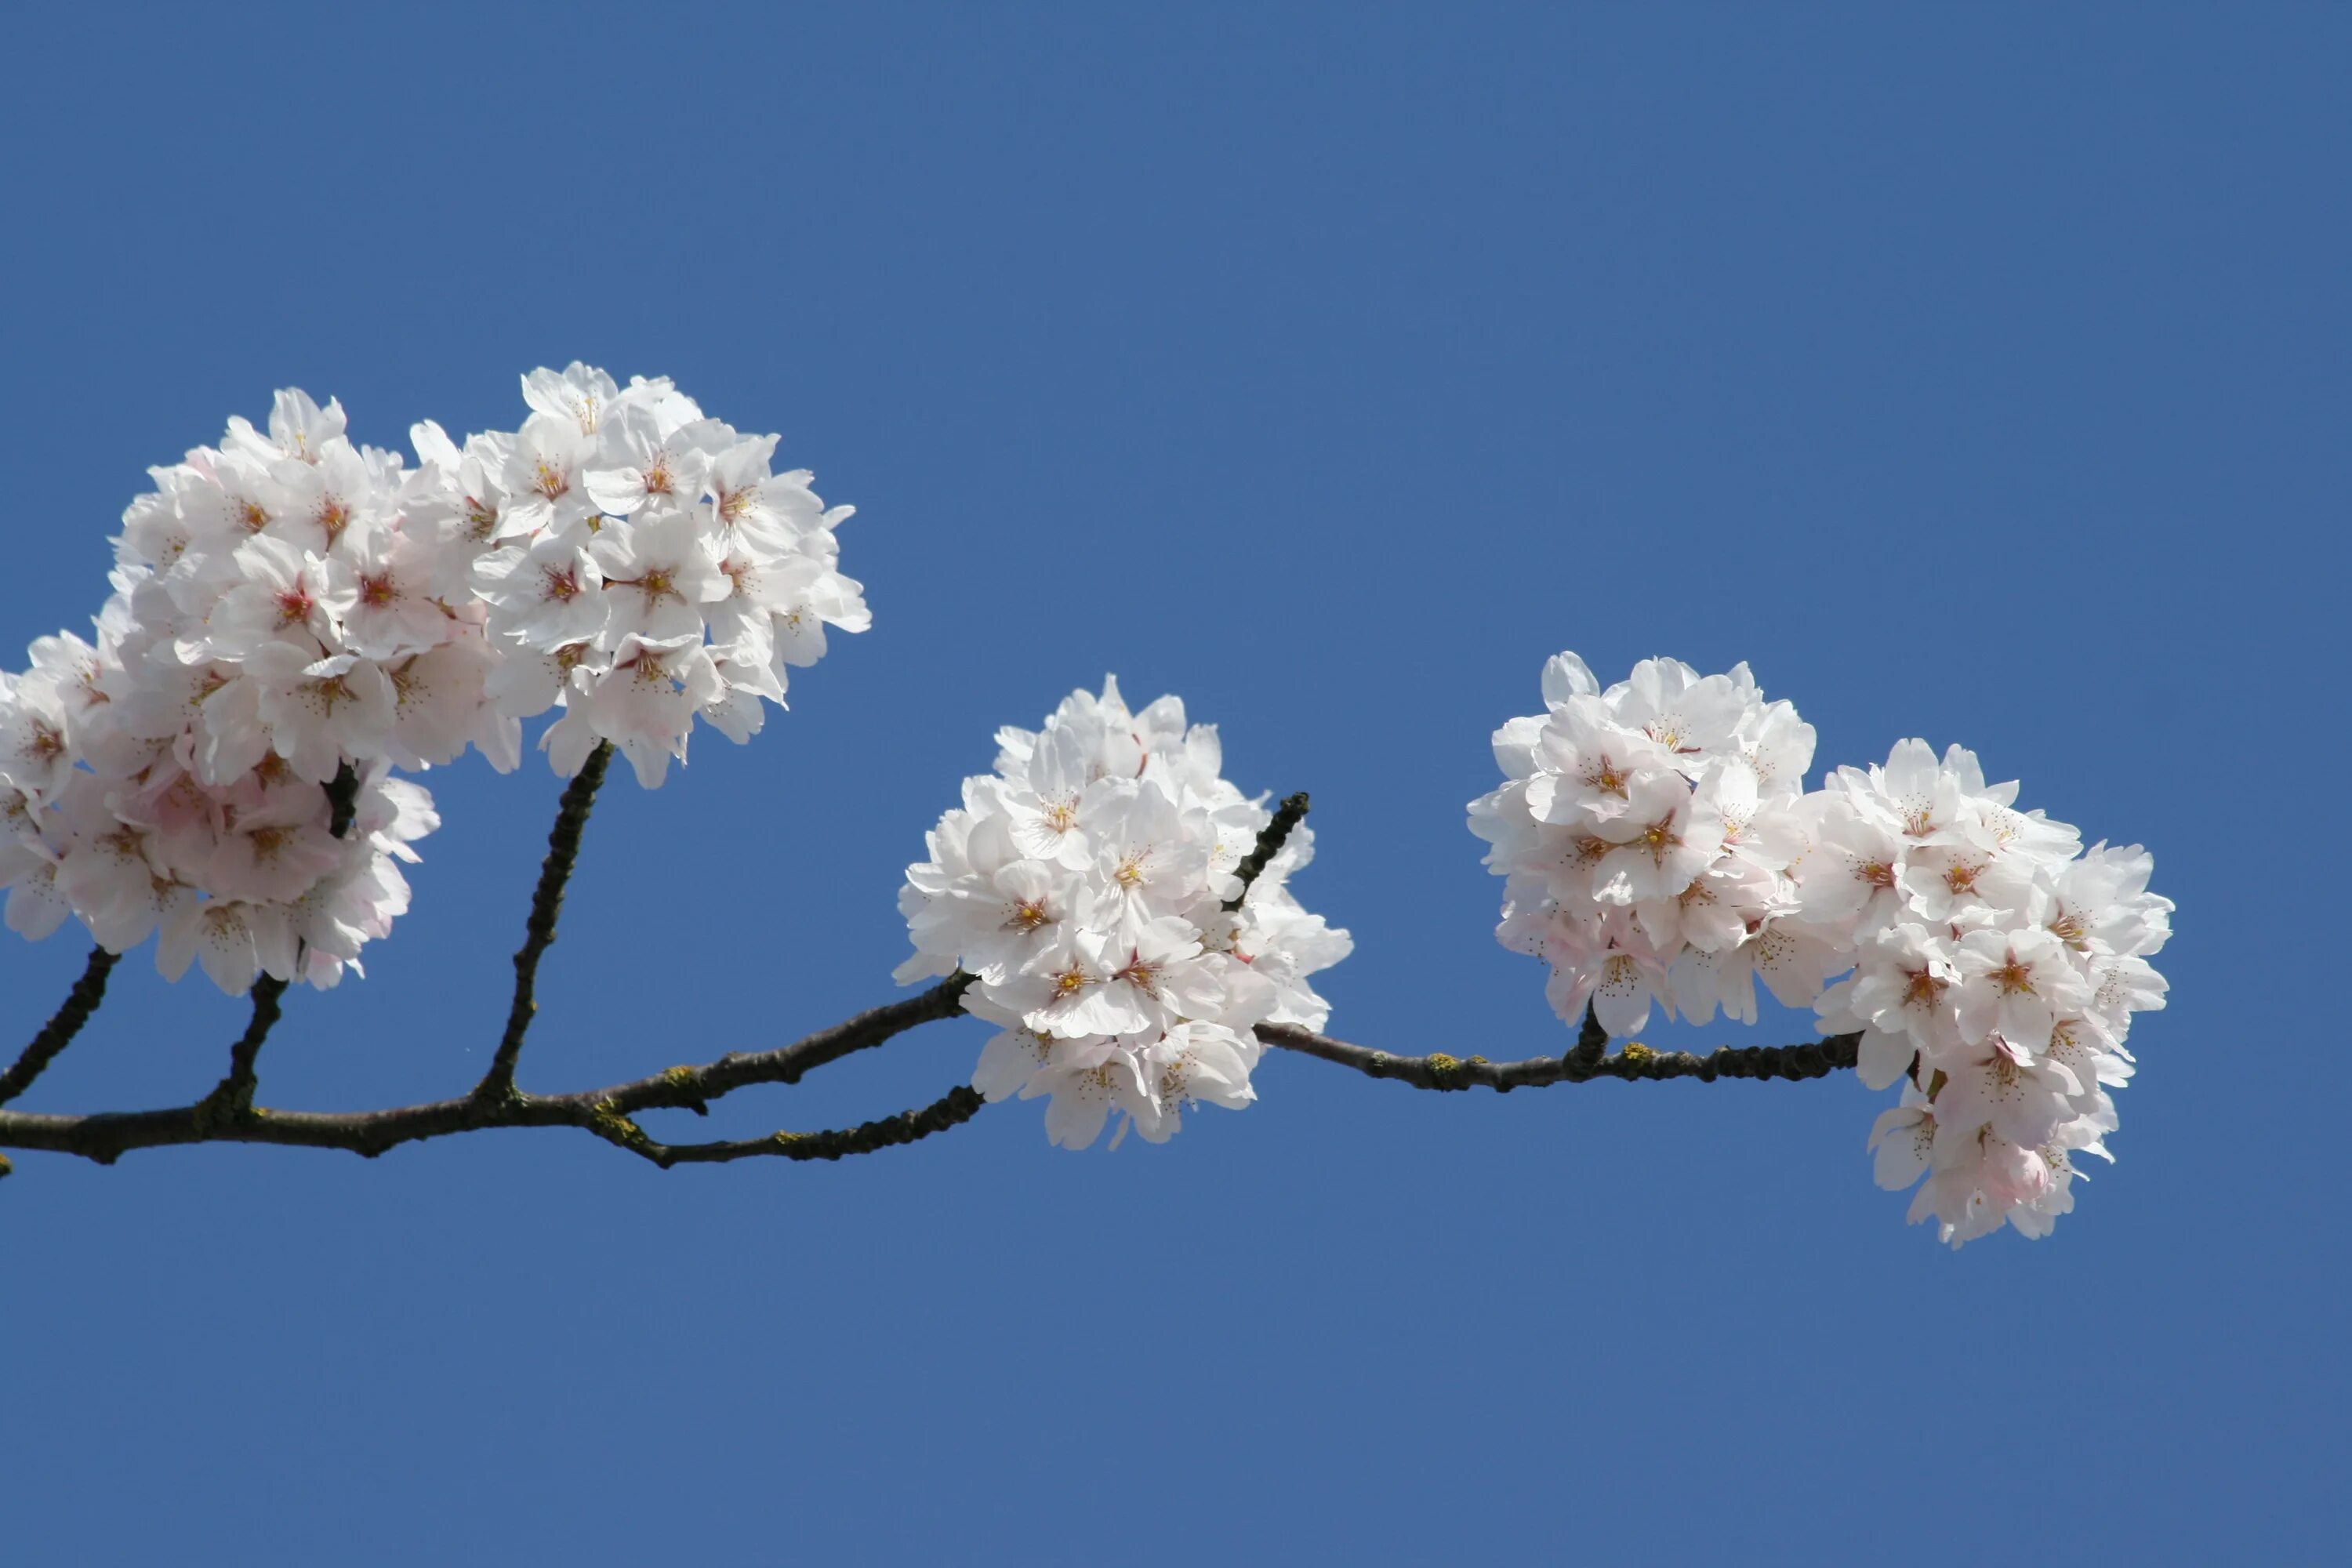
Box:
[2,5,2343,1562]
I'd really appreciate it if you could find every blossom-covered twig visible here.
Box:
[0,975,975,1171]
[196,766,364,1116]
[0,946,119,1108]
[477,741,614,1102]
[0,369,2176,1247]
[895,681,1353,1150]
[1221,804,1864,1088]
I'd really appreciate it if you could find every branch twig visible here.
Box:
[324,760,361,840]
[0,946,120,1109]
[1,770,1868,1182]
[581,1085,986,1167]
[1223,796,1860,1090]
[196,977,289,1122]
[191,764,361,1119]
[1225,791,1309,910]
[1257,1021,1861,1090]
[477,742,613,1102]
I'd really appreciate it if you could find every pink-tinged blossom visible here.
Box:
[1595,770,1726,904]
[496,412,597,537]
[9,366,848,995]
[259,440,379,557]
[474,531,610,652]
[385,637,521,773]
[185,535,355,662]
[0,671,76,803]
[1471,649,2171,1246]
[569,634,725,789]
[156,897,299,995]
[1954,927,2092,1049]
[1473,653,1816,1042]
[900,678,1349,1149]
[225,388,346,466]
[248,648,397,784]
[588,511,728,650]
[1605,658,1749,774]
[583,403,715,517]
[339,523,456,660]
[521,362,620,436]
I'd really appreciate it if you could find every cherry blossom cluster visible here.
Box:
[441,364,866,788]
[0,367,862,993]
[1470,652,2172,1247]
[895,678,1352,1149]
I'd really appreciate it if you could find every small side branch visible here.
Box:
[581,972,978,1117]
[1567,1000,1608,1074]
[1258,1022,1862,1091]
[1225,792,1309,910]
[325,760,361,840]
[0,946,121,1109]
[477,742,614,1102]
[582,1086,987,1167]
[198,977,289,1122]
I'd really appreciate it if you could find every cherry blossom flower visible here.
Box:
[898,677,1351,1149]
[4,365,863,995]
[1473,650,2172,1246]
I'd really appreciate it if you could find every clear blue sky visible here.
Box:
[3,5,2342,1562]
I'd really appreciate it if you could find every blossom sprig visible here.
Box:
[0,368,2180,1252]
[0,367,863,995]
[1470,652,2172,1247]
[894,677,1352,1149]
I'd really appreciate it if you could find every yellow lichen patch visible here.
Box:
[1619,1042,1655,1064]
[590,1101,646,1143]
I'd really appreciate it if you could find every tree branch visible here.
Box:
[0,946,120,1109]
[1256,1020,1862,1090]
[477,742,614,1102]
[0,974,977,1169]
[325,760,361,840]
[196,976,289,1121]
[1226,791,1308,909]
[1222,798,1860,1089]
[188,764,360,1120]
[580,1085,987,1167]
[0,771,1871,1185]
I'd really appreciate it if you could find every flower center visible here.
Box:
[274,586,315,627]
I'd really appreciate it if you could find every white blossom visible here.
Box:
[898,677,1351,1149]
[1473,651,2171,1247]
[2,365,862,996]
